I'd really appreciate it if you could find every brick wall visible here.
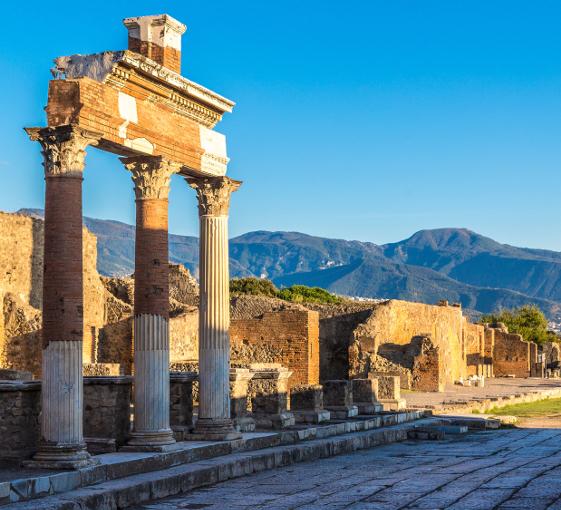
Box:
[230,310,319,389]
[493,329,531,378]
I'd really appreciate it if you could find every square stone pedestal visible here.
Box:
[323,380,358,419]
[369,373,407,411]
[352,378,383,415]
[230,368,255,432]
[83,376,133,453]
[248,365,295,429]
[290,384,330,424]
[170,372,197,440]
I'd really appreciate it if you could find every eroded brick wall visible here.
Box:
[493,329,531,377]
[230,310,319,389]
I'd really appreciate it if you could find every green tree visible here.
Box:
[277,285,342,304]
[480,305,558,344]
[230,277,278,297]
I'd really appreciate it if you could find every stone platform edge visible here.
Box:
[1,410,426,506]
[413,386,561,415]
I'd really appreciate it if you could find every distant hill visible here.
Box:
[15,209,561,317]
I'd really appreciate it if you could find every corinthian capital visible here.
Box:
[187,176,242,216]
[120,155,182,200]
[25,125,101,178]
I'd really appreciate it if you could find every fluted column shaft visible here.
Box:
[188,176,242,440]
[121,155,180,450]
[24,125,100,469]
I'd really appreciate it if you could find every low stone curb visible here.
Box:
[410,386,561,415]
[4,416,437,510]
[1,410,426,507]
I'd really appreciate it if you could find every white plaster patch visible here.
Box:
[118,92,138,123]
[124,137,154,154]
[199,126,227,157]
[124,15,185,51]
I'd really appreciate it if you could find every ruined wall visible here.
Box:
[306,303,376,382]
[230,308,319,389]
[493,329,531,378]
[170,308,198,362]
[0,212,116,375]
[347,300,466,385]
[464,320,485,376]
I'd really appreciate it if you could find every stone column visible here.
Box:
[187,176,242,440]
[121,155,180,450]
[24,125,101,469]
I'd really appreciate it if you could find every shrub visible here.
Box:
[230,277,278,297]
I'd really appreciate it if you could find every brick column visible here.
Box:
[121,155,180,451]
[187,176,242,440]
[24,125,100,469]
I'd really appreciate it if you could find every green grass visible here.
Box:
[480,397,561,418]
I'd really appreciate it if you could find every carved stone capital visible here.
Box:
[25,125,101,178]
[187,176,242,216]
[120,155,182,200]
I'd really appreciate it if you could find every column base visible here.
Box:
[120,429,177,452]
[188,418,242,441]
[23,442,97,470]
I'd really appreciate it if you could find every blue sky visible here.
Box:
[2,1,561,249]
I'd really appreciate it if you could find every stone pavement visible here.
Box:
[404,378,561,412]
[133,427,561,510]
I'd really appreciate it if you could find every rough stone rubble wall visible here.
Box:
[346,300,466,386]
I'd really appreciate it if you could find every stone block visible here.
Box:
[83,363,122,376]
[380,398,407,411]
[369,373,401,400]
[248,365,294,429]
[351,378,383,414]
[293,409,331,424]
[84,376,132,450]
[290,384,324,411]
[0,369,33,381]
[230,368,255,432]
[170,371,196,437]
[323,380,358,419]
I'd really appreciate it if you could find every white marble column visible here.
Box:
[188,176,242,440]
[121,156,181,451]
[24,125,101,469]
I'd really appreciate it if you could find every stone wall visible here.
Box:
[347,299,466,386]
[493,328,531,378]
[230,306,319,389]
[0,380,41,461]
[464,320,485,376]
[0,211,121,376]
[306,303,375,382]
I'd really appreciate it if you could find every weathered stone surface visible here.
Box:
[170,371,196,439]
[83,376,132,450]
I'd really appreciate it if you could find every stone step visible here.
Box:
[0,410,426,506]
[4,416,438,510]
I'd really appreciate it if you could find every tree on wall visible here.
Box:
[230,277,342,304]
[480,305,559,345]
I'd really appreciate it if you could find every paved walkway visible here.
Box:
[404,378,561,410]
[134,427,561,510]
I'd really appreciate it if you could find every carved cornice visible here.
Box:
[24,125,101,178]
[121,155,182,200]
[187,176,242,217]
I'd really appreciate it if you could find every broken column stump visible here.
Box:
[351,378,383,415]
[230,368,255,432]
[248,365,295,429]
[290,384,330,424]
[323,380,358,419]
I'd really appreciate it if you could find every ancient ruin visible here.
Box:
[20,13,242,468]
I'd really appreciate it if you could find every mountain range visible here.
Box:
[17,209,561,318]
